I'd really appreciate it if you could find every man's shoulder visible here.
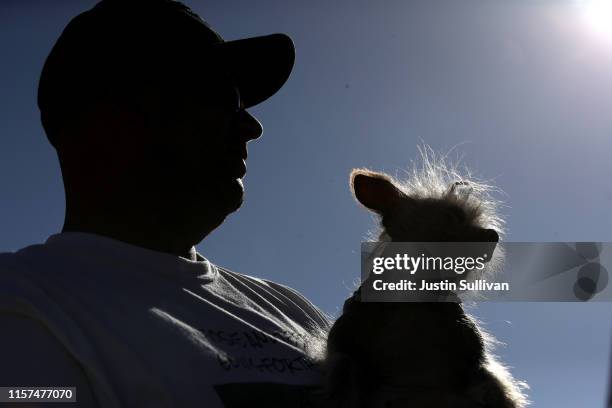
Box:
[215,266,299,296]
[0,243,64,322]
[0,248,23,268]
[0,242,47,269]
[215,266,331,333]
[214,265,313,306]
[0,243,50,285]
[0,249,30,280]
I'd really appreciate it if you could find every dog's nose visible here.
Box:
[483,228,499,243]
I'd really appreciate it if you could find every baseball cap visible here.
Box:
[38,0,295,141]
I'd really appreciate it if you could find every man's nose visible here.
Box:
[235,110,263,142]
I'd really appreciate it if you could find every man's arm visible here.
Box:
[0,314,98,407]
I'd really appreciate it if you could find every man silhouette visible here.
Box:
[0,1,330,406]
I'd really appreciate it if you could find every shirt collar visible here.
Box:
[44,232,217,283]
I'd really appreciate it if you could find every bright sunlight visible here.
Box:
[579,0,612,38]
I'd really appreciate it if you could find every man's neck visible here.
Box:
[62,213,198,261]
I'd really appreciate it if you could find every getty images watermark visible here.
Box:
[360,242,611,302]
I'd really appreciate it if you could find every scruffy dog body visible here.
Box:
[323,153,528,407]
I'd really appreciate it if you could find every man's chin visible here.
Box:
[188,179,244,239]
[190,176,245,215]
[217,177,245,213]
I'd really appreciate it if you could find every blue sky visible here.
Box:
[1,0,611,406]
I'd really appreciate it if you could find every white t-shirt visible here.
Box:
[0,232,331,407]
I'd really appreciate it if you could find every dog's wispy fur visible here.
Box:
[365,145,504,241]
[322,147,528,408]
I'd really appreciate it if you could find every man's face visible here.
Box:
[141,74,263,233]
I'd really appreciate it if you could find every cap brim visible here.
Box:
[212,34,295,108]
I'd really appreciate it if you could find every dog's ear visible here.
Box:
[350,169,410,214]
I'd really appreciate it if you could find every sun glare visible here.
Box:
[580,0,612,38]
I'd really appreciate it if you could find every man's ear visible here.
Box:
[350,169,408,214]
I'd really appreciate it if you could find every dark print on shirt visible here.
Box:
[204,328,311,351]
[216,353,318,374]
